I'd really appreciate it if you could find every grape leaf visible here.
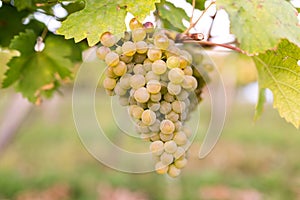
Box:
[186,0,206,10]
[156,1,189,32]
[2,30,74,102]
[217,0,300,54]
[253,39,300,128]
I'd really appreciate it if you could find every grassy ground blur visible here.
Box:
[0,88,299,200]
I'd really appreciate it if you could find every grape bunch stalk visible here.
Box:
[96,18,205,178]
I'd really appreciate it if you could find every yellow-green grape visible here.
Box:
[173,131,188,145]
[179,56,188,69]
[160,152,174,165]
[147,101,160,112]
[146,80,161,94]
[142,109,156,125]
[133,53,147,64]
[130,74,146,89]
[151,133,160,142]
[105,66,117,78]
[113,61,127,76]
[154,33,169,50]
[183,126,192,138]
[96,46,110,60]
[129,105,144,119]
[119,73,132,89]
[132,28,146,42]
[114,84,127,96]
[181,75,198,90]
[136,121,150,134]
[136,41,148,54]
[166,111,179,122]
[147,47,162,61]
[168,68,185,84]
[159,101,172,115]
[133,64,146,75]
[155,161,168,175]
[103,77,117,90]
[152,60,167,75]
[105,52,119,67]
[120,54,133,63]
[122,41,136,56]
[149,119,160,132]
[167,56,180,69]
[167,82,181,95]
[115,46,123,55]
[165,45,181,58]
[174,121,183,131]
[177,90,189,101]
[160,119,175,134]
[164,93,175,103]
[150,93,162,102]
[145,71,160,82]
[168,164,181,178]
[160,71,169,82]
[183,66,193,75]
[173,147,185,160]
[150,141,164,156]
[129,18,143,30]
[159,133,174,142]
[119,96,129,106]
[164,140,177,154]
[172,101,186,114]
[180,50,192,65]
[100,31,116,47]
[134,87,150,103]
[143,59,152,72]
[174,158,187,169]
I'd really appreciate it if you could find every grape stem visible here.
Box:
[189,0,196,26]
[183,1,216,34]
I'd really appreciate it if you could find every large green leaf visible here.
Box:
[156,1,189,32]
[186,0,206,10]
[2,30,74,102]
[217,0,300,54]
[57,0,160,46]
[0,48,20,87]
[253,39,300,128]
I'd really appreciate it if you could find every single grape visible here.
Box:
[168,164,181,178]
[160,152,174,165]
[134,87,150,103]
[122,41,136,56]
[146,80,161,94]
[136,41,148,54]
[147,101,160,111]
[163,93,175,103]
[154,33,169,50]
[143,59,152,72]
[181,75,198,90]
[136,121,150,134]
[150,140,164,156]
[133,64,146,75]
[130,74,146,89]
[155,161,168,175]
[129,18,143,30]
[96,46,110,60]
[160,119,175,134]
[145,71,160,82]
[115,46,123,55]
[103,77,117,90]
[132,28,146,42]
[149,119,161,132]
[164,140,177,154]
[152,60,167,75]
[100,31,116,47]
[167,82,181,95]
[173,147,185,160]
[142,109,156,125]
[183,66,193,75]
[150,133,160,142]
[119,73,132,89]
[174,121,183,131]
[173,131,188,145]
[167,56,180,69]
[105,66,117,78]
[160,71,169,82]
[150,93,162,102]
[159,133,174,142]
[166,111,179,122]
[133,53,147,64]
[113,61,127,76]
[114,83,127,96]
[174,158,187,169]
[147,47,162,61]
[168,68,185,84]
[177,90,189,101]
[105,52,119,67]
[129,105,144,119]
[172,101,186,114]
[165,45,181,58]
[180,50,193,64]
[159,101,172,115]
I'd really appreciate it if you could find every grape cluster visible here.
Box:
[96,18,203,178]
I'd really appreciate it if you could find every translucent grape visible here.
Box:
[122,41,136,56]
[155,161,168,175]
[152,60,167,75]
[132,28,146,42]
[159,133,174,142]
[173,147,185,160]
[173,131,188,145]
[105,52,119,67]
[149,119,160,132]
[168,68,185,84]
[130,74,146,89]
[160,119,175,134]
[136,41,148,54]
[168,164,181,178]
[183,66,193,75]
[134,87,150,103]
[159,101,172,115]
[174,158,187,169]
[154,33,169,50]
[147,101,160,112]
[114,84,127,96]
[133,64,146,75]
[120,54,133,63]
[133,53,147,64]
[105,66,117,78]
[129,18,143,30]
[164,140,177,154]
[96,46,110,60]
[167,82,181,95]
[166,111,179,122]
[145,71,160,82]
[113,61,127,76]
[150,141,164,156]
[119,74,132,89]
[129,105,144,119]
[167,56,180,69]
[181,75,198,90]
[150,93,162,102]
[147,48,162,61]
[119,96,129,106]
[142,109,156,125]
[172,101,186,114]
[103,77,117,90]
[100,32,116,47]
[163,93,175,103]
[160,152,173,165]
[143,22,154,33]
[146,80,161,94]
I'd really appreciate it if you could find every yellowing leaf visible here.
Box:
[217,0,300,54]
[253,39,300,128]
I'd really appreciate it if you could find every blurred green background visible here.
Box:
[0,83,300,200]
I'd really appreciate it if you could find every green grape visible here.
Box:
[155,161,168,175]
[114,84,127,96]
[183,66,193,75]
[173,147,185,160]
[150,141,164,156]
[167,56,180,69]
[164,140,177,154]
[142,109,156,125]
[174,158,187,169]
[164,92,175,103]
[168,164,181,178]
[103,77,117,90]
[105,52,119,67]
[150,93,162,102]
[149,119,161,132]
[129,105,144,119]
[145,71,160,82]
[165,45,181,58]
[177,90,189,101]
[159,133,174,142]
[160,152,174,165]
[113,61,127,76]
[129,18,143,30]
[143,59,152,72]
[154,33,169,50]
[179,56,188,69]
[167,82,181,95]
[172,101,186,114]
[132,28,146,42]
[136,41,148,54]
[173,131,187,145]
[119,74,132,89]
[166,111,179,122]
[159,101,172,115]
[133,64,146,75]
[150,133,160,142]
[134,87,150,103]
[174,121,183,131]
[96,46,110,60]
[120,54,133,63]
[152,60,167,75]
[146,80,161,94]
[136,121,150,134]
[115,46,123,55]
[181,75,198,90]
[168,68,185,84]
[130,74,146,89]
[122,41,136,56]
[119,96,129,106]
[160,119,175,134]
[133,53,147,64]
[105,66,117,78]
[147,101,160,112]
[160,71,169,82]
[100,31,116,47]
[147,47,162,61]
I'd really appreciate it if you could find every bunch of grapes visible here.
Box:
[96,18,204,178]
